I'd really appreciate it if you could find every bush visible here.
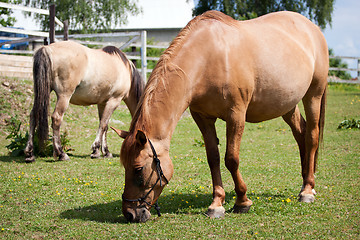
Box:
[5,115,73,157]
[337,118,360,130]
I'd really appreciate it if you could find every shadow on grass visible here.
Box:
[0,154,119,163]
[59,191,287,223]
[59,193,214,224]
[0,155,24,163]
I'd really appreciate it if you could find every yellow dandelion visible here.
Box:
[285,198,291,203]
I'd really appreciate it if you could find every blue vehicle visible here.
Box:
[0,29,29,50]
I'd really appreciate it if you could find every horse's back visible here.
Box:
[183,11,328,122]
[239,12,328,122]
[44,41,132,105]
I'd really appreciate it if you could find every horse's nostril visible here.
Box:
[125,211,135,222]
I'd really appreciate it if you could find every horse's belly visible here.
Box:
[245,81,309,123]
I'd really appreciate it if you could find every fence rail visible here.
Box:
[328,56,360,84]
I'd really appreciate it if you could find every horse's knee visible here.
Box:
[225,154,239,172]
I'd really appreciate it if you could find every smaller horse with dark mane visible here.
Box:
[25,40,145,163]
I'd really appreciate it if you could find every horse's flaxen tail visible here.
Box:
[31,47,52,150]
[314,87,327,172]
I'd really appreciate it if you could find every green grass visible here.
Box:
[0,78,359,239]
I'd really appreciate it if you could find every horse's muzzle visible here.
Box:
[124,207,151,223]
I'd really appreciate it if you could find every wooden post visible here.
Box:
[358,59,360,81]
[63,20,69,41]
[140,30,147,81]
[131,46,137,65]
[49,4,55,44]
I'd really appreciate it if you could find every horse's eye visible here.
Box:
[134,167,144,186]
[134,167,143,174]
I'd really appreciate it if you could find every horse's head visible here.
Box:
[112,127,173,222]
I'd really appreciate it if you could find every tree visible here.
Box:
[193,0,334,29]
[0,0,19,27]
[20,0,141,33]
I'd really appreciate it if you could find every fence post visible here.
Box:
[140,30,147,81]
[49,4,55,44]
[358,59,360,81]
[63,20,69,41]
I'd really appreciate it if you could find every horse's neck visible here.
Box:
[139,70,191,141]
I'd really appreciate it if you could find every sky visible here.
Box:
[11,0,360,75]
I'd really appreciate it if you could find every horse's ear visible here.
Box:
[110,127,129,139]
[136,130,147,146]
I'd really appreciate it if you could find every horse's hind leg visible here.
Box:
[282,105,307,180]
[24,109,36,163]
[52,95,71,161]
[91,100,119,158]
[190,110,225,218]
[297,90,325,202]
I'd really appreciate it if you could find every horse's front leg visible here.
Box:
[190,110,225,218]
[91,100,120,158]
[52,96,71,161]
[225,112,252,213]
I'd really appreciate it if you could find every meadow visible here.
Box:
[0,77,359,239]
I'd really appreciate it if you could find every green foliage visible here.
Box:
[193,0,335,29]
[20,0,141,33]
[193,138,205,147]
[329,49,353,80]
[338,118,360,130]
[0,0,19,27]
[5,115,27,156]
[5,115,73,157]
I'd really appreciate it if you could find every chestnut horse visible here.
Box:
[112,11,328,222]
[25,40,145,163]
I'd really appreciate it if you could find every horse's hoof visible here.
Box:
[104,152,113,158]
[90,153,101,159]
[205,206,225,218]
[299,193,315,203]
[25,156,35,163]
[90,150,101,158]
[232,204,252,213]
[58,153,71,161]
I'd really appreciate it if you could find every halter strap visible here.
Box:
[122,138,168,217]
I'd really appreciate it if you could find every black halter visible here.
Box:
[122,139,169,217]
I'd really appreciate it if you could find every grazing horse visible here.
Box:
[112,10,328,222]
[25,40,145,163]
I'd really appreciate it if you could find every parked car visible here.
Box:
[0,28,29,50]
